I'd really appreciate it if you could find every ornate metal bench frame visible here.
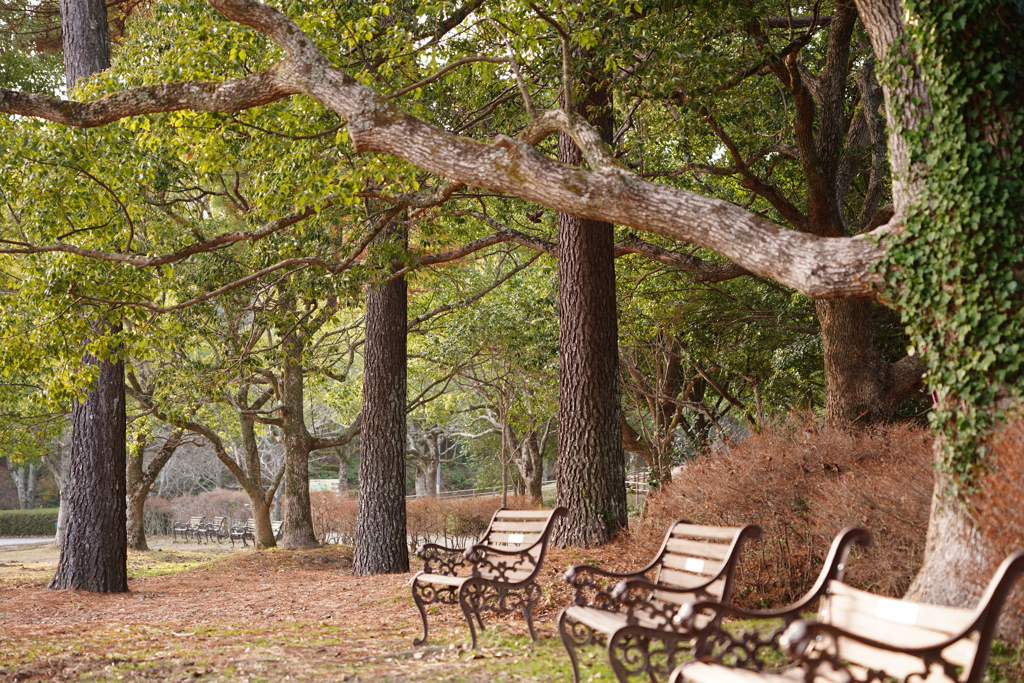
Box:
[666,529,1024,683]
[410,506,567,649]
[558,521,763,683]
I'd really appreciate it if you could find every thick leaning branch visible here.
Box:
[0,0,886,300]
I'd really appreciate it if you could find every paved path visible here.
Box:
[0,537,54,546]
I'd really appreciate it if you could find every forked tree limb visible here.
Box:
[0,0,889,301]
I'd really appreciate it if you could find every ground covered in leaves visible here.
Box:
[1,538,1020,682]
[0,539,634,682]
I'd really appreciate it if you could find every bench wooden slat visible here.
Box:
[660,554,725,578]
[664,537,732,560]
[494,509,553,519]
[824,581,975,639]
[489,520,550,533]
[831,638,962,683]
[654,576,727,604]
[659,565,718,585]
[669,524,745,541]
[486,532,541,546]
[678,662,813,683]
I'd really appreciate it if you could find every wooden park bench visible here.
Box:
[172,515,204,543]
[272,520,284,541]
[410,506,567,649]
[558,521,763,683]
[201,516,229,544]
[669,531,1024,683]
[230,518,256,548]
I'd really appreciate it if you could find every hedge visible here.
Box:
[0,508,59,536]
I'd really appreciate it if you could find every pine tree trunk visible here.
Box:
[354,222,409,575]
[279,327,318,549]
[553,70,627,546]
[59,0,109,91]
[51,0,126,592]
[49,345,127,591]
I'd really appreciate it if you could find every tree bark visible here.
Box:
[11,463,37,510]
[59,0,109,92]
[49,340,127,591]
[278,319,319,548]
[126,429,184,551]
[818,299,925,423]
[554,75,628,546]
[50,0,126,593]
[354,220,409,574]
[237,410,279,548]
[515,431,544,505]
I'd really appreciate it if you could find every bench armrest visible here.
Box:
[563,563,650,610]
[416,542,469,576]
[607,577,717,628]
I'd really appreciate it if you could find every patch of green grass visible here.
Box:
[126,549,224,578]
[987,638,1023,682]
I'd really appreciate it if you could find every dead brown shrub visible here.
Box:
[976,416,1024,640]
[637,417,933,607]
[169,488,251,525]
[310,492,537,549]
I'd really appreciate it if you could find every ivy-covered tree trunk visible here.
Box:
[859,0,1024,636]
[354,220,409,574]
[554,74,628,546]
[50,339,127,591]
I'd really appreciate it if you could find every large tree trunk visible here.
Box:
[51,0,125,592]
[59,0,109,92]
[818,299,925,423]
[279,324,319,548]
[49,342,127,591]
[554,76,628,546]
[354,221,409,575]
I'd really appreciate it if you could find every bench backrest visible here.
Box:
[651,522,762,607]
[474,507,567,582]
[817,549,1024,683]
[820,581,977,682]
[480,509,558,556]
[188,516,204,526]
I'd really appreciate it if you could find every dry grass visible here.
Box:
[636,417,934,607]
